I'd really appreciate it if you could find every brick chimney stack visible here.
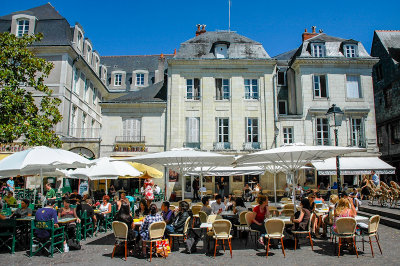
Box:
[196,24,207,36]
[200,24,206,34]
[302,26,320,42]
[196,24,201,36]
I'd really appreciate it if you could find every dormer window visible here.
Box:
[312,43,325,57]
[17,20,29,37]
[213,42,229,58]
[77,32,83,49]
[136,73,145,86]
[344,44,358,58]
[114,74,122,86]
[87,46,92,64]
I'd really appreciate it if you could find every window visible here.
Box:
[81,113,87,138]
[283,127,294,144]
[84,80,89,102]
[244,79,259,99]
[17,20,29,37]
[246,118,259,143]
[377,127,383,146]
[122,118,141,141]
[215,79,230,100]
[92,87,97,104]
[214,44,228,58]
[217,118,229,143]
[186,117,200,148]
[351,118,365,147]
[70,106,77,136]
[384,86,392,108]
[313,75,327,98]
[91,119,96,138]
[312,43,325,57]
[136,73,145,86]
[73,68,79,93]
[114,74,122,86]
[344,44,357,58]
[87,46,92,64]
[186,78,201,100]
[346,75,361,98]
[277,71,286,86]
[77,32,83,49]
[278,100,287,115]
[316,118,329,145]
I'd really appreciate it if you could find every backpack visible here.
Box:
[67,239,81,250]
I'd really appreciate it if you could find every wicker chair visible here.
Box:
[212,220,233,258]
[264,219,286,258]
[244,211,260,248]
[234,211,249,237]
[191,205,202,227]
[360,215,382,257]
[268,206,279,217]
[169,217,191,251]
[111,221,128,261]
[143,221,167,262]
[283,203,294,210]
[199,211,208,224]
[280,209,294,217]
[333,217,358,258]
[293,213,314,251]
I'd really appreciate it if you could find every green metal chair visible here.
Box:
[0,219,17,254]
[79,210,94,240]
[0,208,12,216]
[29,219,65,257]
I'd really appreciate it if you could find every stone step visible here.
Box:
[359,205,400,221]
[357,210,400,230]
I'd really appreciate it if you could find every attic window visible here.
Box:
[312,43,325,57]
[17,20,29,37]
[214,44,228,58]
[344,44,358,58]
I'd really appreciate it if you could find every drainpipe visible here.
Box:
[67,55,81,137]
[272,72,278,148]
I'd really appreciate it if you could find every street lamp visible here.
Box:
[326,104,344,194]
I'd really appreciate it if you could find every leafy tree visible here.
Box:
[0,32,62,147]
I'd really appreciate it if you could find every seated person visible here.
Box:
[200,196,212,215]
[59,198,80,251]
[11,199,32,218]
[211,194,225,214]
[332,198,356,233]
[319,182,326,190]
[165,201,190,236]
[227,197,247,232]
[287,198,311,235]
[35,199,59,239]
[154,185,161,195]
[224,194,235,211]
[250,194,269,245]
[134,199,149,218]
[115,203,136,241]
[314,192,325,204]
[117,193,130,211]
[96,195,111,225]
[4,191,17,205]
[69,190,82,201]
[318,194,339,237]
[161,201,174,225]
[243,184,252,201]
[77,198,96,226]
[139,204,164,255]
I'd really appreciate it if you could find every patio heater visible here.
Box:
[326,104,344,194]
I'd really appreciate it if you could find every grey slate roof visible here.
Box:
[0,3,73,46]
[174,31,270,59]
[106,81,166,103]
[375,30,400,63]
[273,49,298,60]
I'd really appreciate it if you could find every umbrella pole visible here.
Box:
[181,171,184,200]
[274,173,277,203]
[106,179,108,195]
[40,168,43,195]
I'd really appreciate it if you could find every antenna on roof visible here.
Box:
[228,0,231,32]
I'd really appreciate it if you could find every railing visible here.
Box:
[69,128,101,139]
[113,145,147,152]
[213,142,231,150]
[215,95,231,101]
[183,142,201,149]
[243,142,261,150]
[185,95,201,101]
[115,136,145,143]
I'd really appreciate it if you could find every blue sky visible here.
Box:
[2,0,399,57]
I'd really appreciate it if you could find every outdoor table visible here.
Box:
[200,223,213,254]
[134,221,143,226]
[16,216,35,221]
[200,223,212,229]
[16,216,35,249]
[11,207,18,213]
[94,209,101,214]
[355,215,369,222]
[265,216,293,225]
[220,211,236,217]
[58,217,77,224]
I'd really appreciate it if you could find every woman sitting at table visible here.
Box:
[135,199,149,218]
[332,198,356,233]
[200,196,212,215]
[11,199,32,218]
[139,204,164,256]
[117,193,130,211]
[165,201,191,236]
[243,184,253,202]
[287,198,311,236]
[96,195,111,225]
[115,203,136,243]
[318,194,339,238]
[59,198,80,251]
[250,194,269,245]
[224,194,235,211]
[229,197,247,233]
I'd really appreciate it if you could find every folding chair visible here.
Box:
[29,219,65,257]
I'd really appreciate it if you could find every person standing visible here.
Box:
[45,183,57,201]
[192,177,200,201]
[6,177,14,193]
[143,178,154,207]
[371,170,380,187]
[217,177,225,197]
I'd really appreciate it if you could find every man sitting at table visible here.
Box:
[69,190,82,201]
[211,194,225,214]
[165,201,191,237]
[77,198,97,227]
[4,191,17,205]
[35,199,59,239]
[11,199,32,218]
[201,196,212,215]
[161,201,174,225]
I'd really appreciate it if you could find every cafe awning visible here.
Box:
[312,157,395,175]
[188,166,265,176]
[0,154,11,161]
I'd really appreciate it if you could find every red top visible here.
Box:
[253,205,269,224]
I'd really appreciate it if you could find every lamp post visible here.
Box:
[326,104,344,194]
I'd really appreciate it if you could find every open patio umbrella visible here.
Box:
[116,148,235,200]
[235,143,365,208]
[0,146,92,194]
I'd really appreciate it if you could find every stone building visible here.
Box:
[371,30,400,182]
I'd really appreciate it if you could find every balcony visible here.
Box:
[68,128,101,140]
[183,142,201,149]
[243,142,261,151]
[115,136,145,143]
[213,142,231,150]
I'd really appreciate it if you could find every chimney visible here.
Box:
[302,26,320,42]
[173,48,177,55]
[156,53,166,83]
[200,24,207,34]
[196,24,201,36]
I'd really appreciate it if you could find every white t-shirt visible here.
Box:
[211,201,226,214]
[154,186,161,194]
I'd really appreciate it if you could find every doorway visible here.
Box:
[214,176,229,197]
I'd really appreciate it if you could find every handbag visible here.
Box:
[156,239,171,257]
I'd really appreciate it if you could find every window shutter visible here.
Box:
[320,75,327,97]
[194,79,200,97]
[187,118,199,143]
[132,118,141,140]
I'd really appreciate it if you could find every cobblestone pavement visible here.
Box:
[1,222,400,266]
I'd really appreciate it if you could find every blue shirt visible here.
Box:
[162,209,174,224]
[6,179,14,192]
[372,174,380,186]
[35,207,58,238]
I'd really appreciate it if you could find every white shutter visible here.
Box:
[187,117,199,143]
[132,118,141,141]
[347,76,359,98]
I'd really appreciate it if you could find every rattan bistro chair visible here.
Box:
[293,214,314,251]
[333,217,358,258]
[212,219,233,258]
[191,205,202,227]
[264,219,286,258]
[234,211,249,237]
[111,221,129,261]
[143,221,167,262]
[280,209,295,217]
[169,217,191,251]
[360,215,382,257]
[244,212,260,248]
[199,211,208,224]
[283,203,294,210]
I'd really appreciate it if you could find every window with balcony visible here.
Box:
[17,20,29,37]
[245,118,260,150]
[344,44,358,58]
[185,117,200,149]
[122,118,142,142]
[313,75,328,98]
[215,78,230,100]
[346,75,362,98]
[312,43,326,57]
[316,118,329,145]
[351,118,365,147]
[114,74,122,86]
[136,73,145,86]
[186,78,201,100]
[283,127,294,144]
[244,79,259,99]
[215,118,230,150]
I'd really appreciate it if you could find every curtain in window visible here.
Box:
[346,76,360,98]
[186,117,199,143]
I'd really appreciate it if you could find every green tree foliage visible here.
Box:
[0,32,62,147]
